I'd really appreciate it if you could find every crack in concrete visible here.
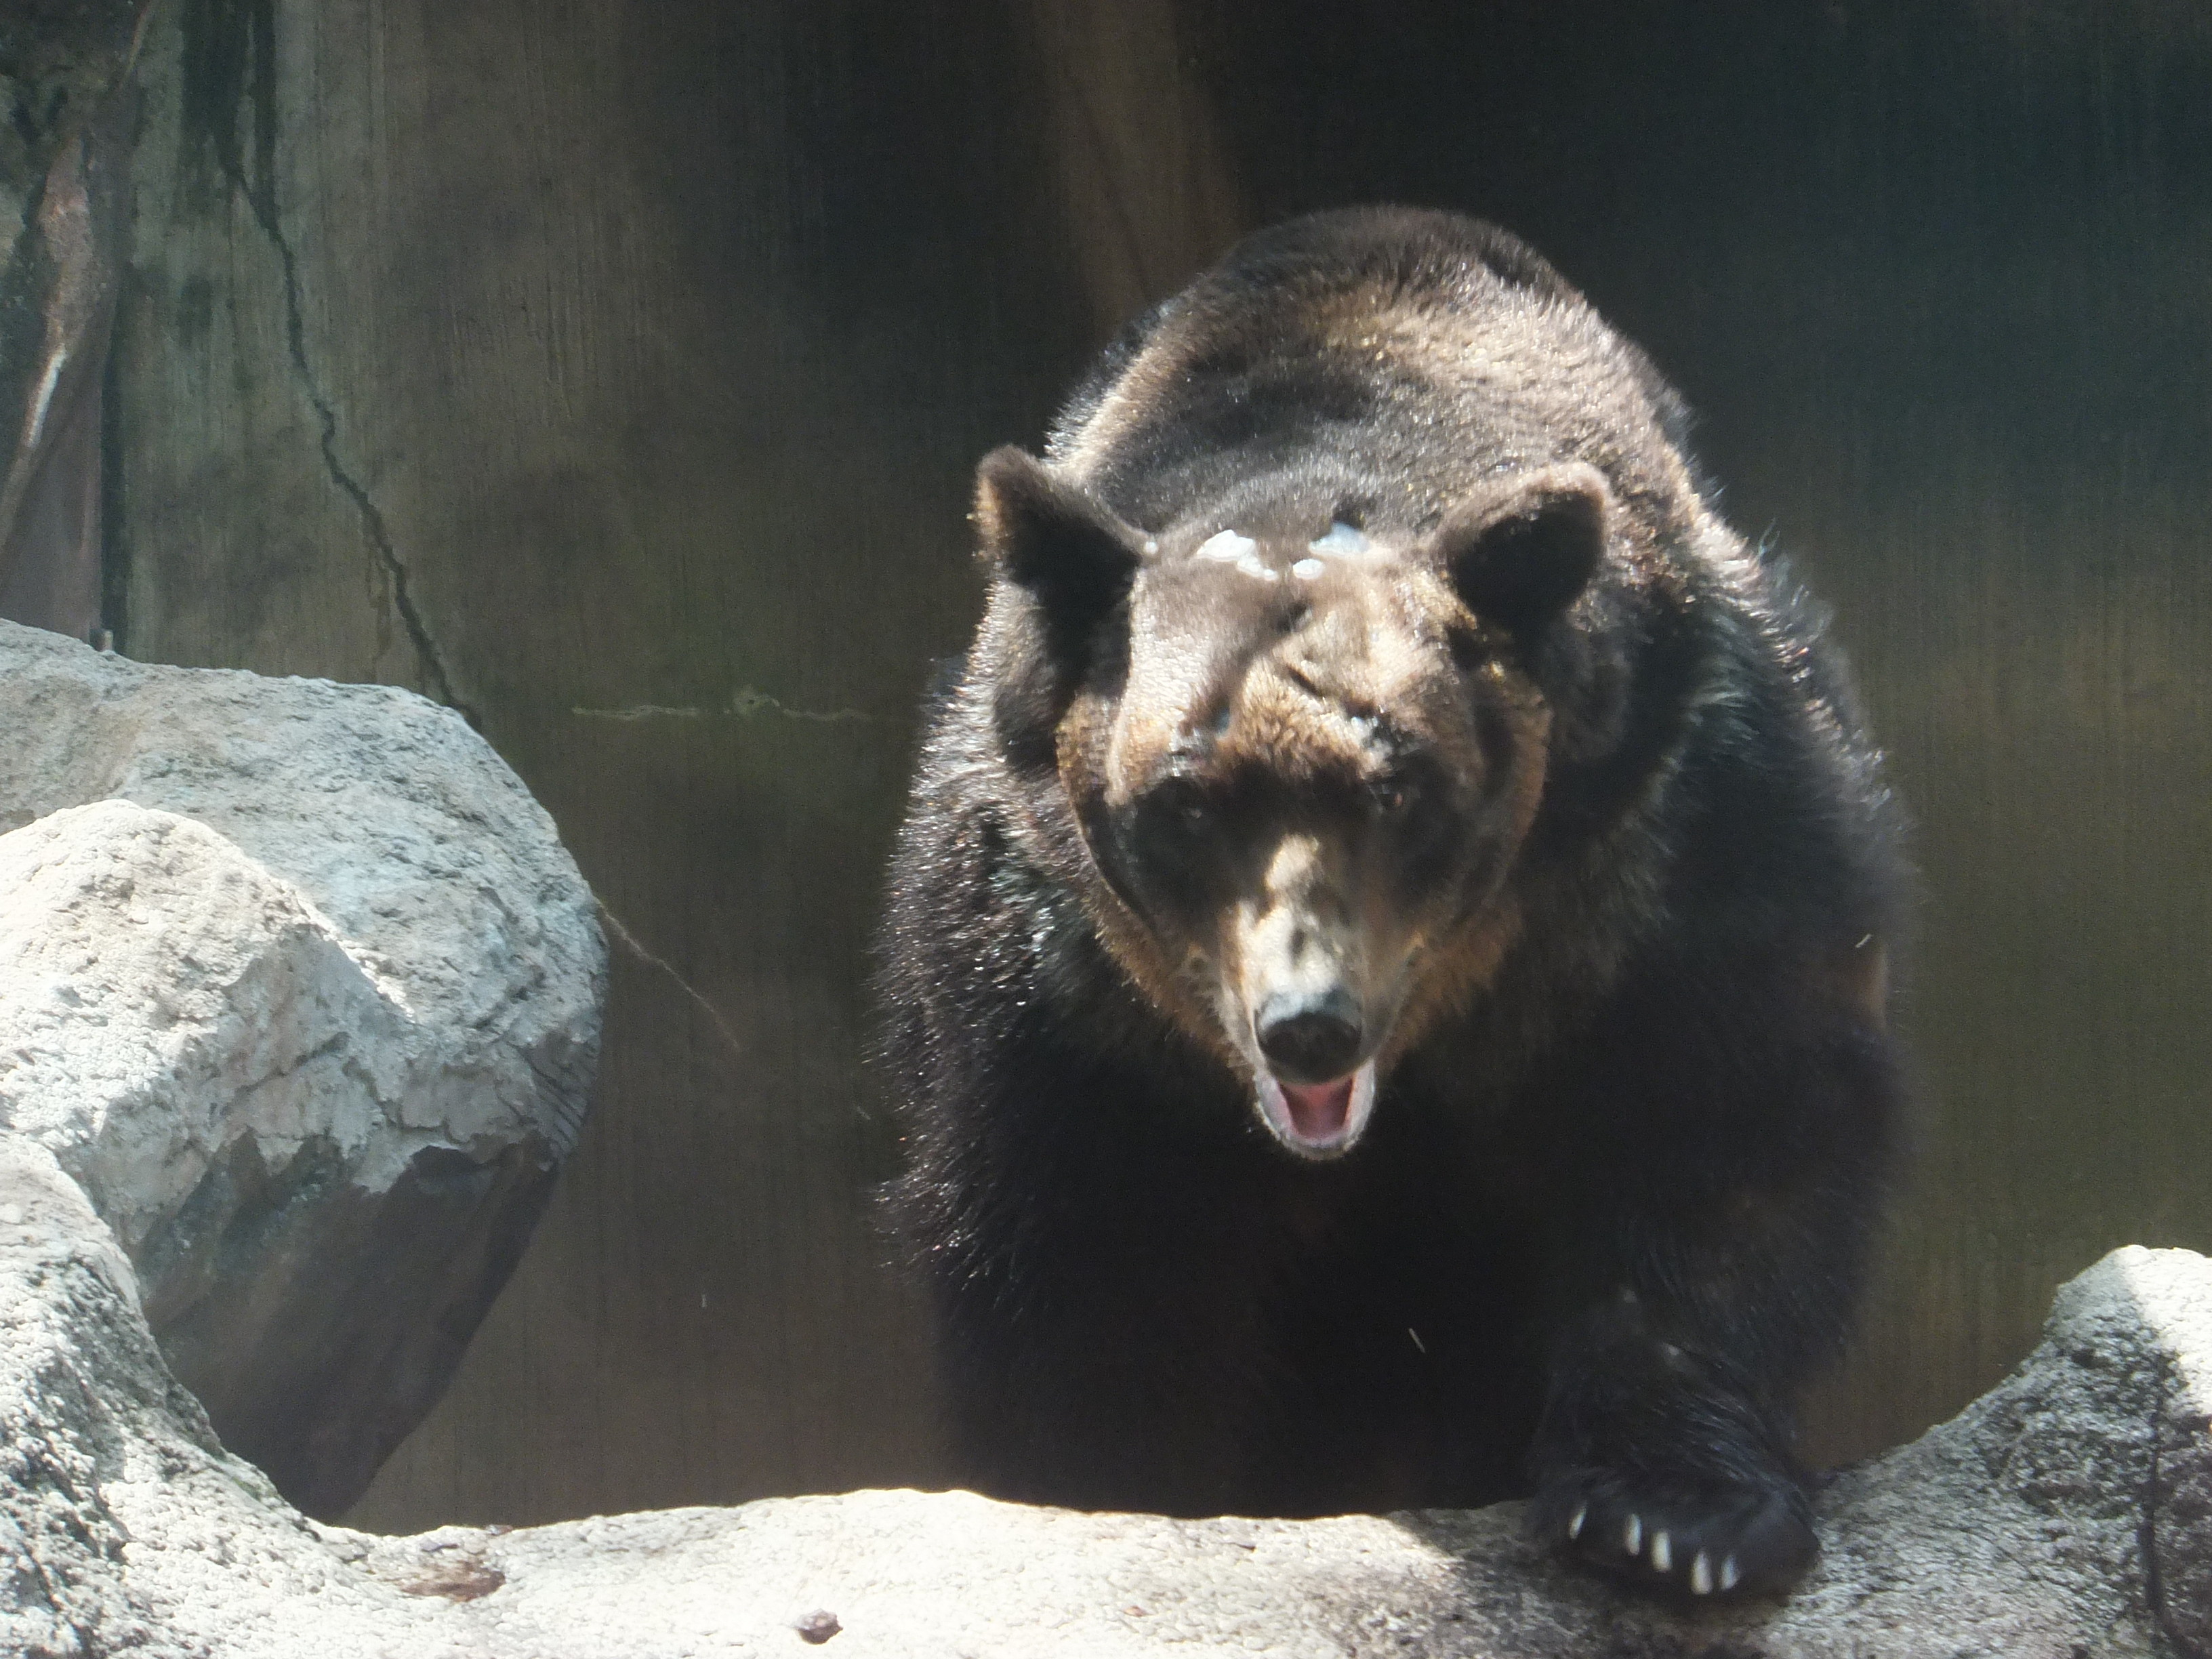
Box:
[592,899,746,1067]
[186,0,474,724]
[247,176,474,725]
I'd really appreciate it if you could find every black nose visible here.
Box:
[1255,989,1364,1084]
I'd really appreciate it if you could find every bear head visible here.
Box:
[974,444,1610,1160]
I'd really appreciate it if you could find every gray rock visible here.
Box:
[0,619,605,1516]
[0,1113,2206,1659]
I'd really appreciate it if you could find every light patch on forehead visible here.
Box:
[1297,522,1390,582]
[1195,529,1278,585]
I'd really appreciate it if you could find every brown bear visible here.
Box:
[879,205,1904,1600]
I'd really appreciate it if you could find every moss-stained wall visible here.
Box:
[107,0,2211,1526]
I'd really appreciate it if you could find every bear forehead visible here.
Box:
[1105,565,1457,796]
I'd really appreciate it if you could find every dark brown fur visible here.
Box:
[881,207,1905,1602]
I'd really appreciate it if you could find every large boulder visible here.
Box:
[0,1111,2206,1656]
[0,618,605,1516]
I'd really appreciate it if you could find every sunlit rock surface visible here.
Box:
[0,1129,2205,1656]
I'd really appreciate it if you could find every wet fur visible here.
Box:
[879,207,1905,1595]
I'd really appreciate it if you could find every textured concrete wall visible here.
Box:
[114,0,1105,1522]
[101,0,2212,1528]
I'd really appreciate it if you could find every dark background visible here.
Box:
[16,0,2209,1528]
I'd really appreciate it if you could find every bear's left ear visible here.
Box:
[1430,463,1610,642]
[974,446,1148,643]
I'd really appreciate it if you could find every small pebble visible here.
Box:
[795,1609,841,1644]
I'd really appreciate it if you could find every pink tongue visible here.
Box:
[1280,1076,1355,1141]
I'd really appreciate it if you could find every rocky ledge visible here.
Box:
[0,1144,2205,1658]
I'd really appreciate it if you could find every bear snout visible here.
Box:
[1255,987,1365,1084]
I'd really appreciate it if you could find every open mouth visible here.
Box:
[1254,1060,1378,1159]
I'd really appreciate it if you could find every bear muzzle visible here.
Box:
[1252,987,1377,1153]
[1227,840,1397,1158]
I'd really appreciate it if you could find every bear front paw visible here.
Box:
[1532,1469,1816,1599]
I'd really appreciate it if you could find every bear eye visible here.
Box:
[1370,773,1418,817]
[1145,780,1212,836]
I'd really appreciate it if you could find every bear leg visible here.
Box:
[1521,961,1900,1599]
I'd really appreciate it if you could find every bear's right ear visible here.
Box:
[974,446,1147,643]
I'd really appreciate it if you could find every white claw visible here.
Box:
[1622,1513,1641,1556]
[1566,1502,1587,1540]
[1689,1551,1714,1595]
[1649,1530,1671,1572]
[1720,1555,1742,1592]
